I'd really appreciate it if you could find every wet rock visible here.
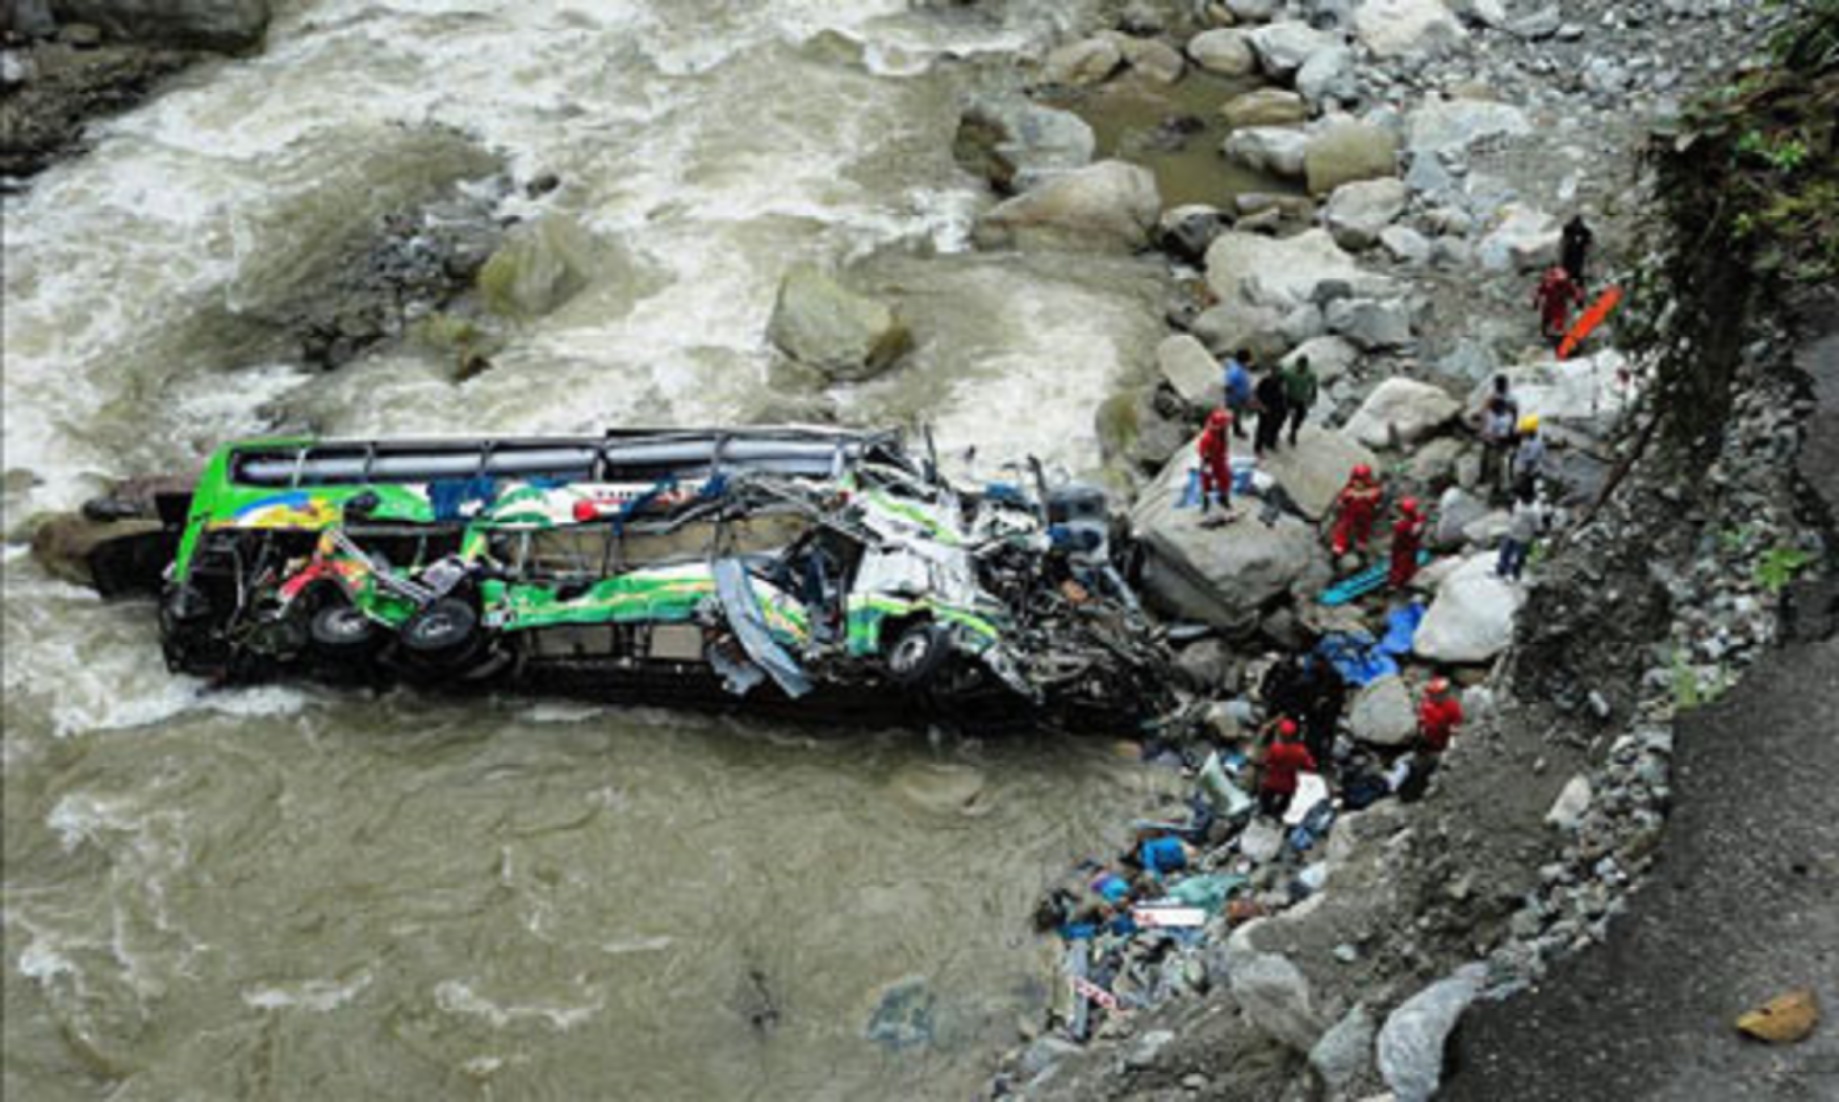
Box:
[1545,775,1593,831]
[1376,963,1486,1101]
[955,96,1096,194]
[1117,35,1185,85]
[1221,88,1308,129]
[1223,125,1308,179]
[1304,119,1401,195]
[1322,178,1408,250]
[478,213,596,319]
[1310,1003,1377,1092]
[1354,0,1467,58]
[973,160,1161,253]
[1132,440,1329,629]
[766,264,912,382]
[1248,21,1339,81]
[1098,387,1189,472]
[1296,44,1356,109]
[1326,297,1413,351]
[29,513,164,590]
[1042,36,1124,85]
[1477,203,1560,273]
[1157,334,1223,409]
[1351,674,1417,747]
[1226,0,1281,21]
[523,170,561,198]
[1186,28,1257,76]
[51,0,271,50]
[1260,424,1378,519]
[1342,377,1458,447]
[1405,97,1530,157]
[1206,228,1396,312]
[1157,204,1228,264]
[1229,949,1325,1052]
[1413,552,1525,662]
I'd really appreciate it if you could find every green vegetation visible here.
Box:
[1755,545,1815,592]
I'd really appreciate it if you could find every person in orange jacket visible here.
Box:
[1388,496,1428,589]
[1330,464,1383,556]
[1417,676,1464,753]
[1534,265,1585,345]
[1197,408,1234,514]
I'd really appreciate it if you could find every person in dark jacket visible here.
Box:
[1253,367,1289,457]
[1280,356,1318,447]
[1561,214,1594,283]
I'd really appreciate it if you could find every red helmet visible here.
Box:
[1427,676,1451,696]
[1277,718,1299,738]
[1207,408,1231,429]
[1400,497,1420,515]
[1352,464,1374,482]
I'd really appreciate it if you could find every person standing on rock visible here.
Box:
[1196,408,1235,516]
[1253,365,1290,458]
[1534,265,1585,346]
[1510,414,1548,499]
[1330,464,1383,556]
[1561,214,1595,284]
[1258,718,1317,818]
[1496,484,1550,581]
[1222,349,1253,440]
[1388,496,1428,589]
[1473,376,1521,502]
[1417,676,1464,753]
[1280,356,1318,448]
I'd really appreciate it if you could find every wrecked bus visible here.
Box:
[154,428,1173,728]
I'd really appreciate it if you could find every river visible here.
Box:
[1,1,1188,1097]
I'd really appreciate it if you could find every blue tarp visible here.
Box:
[1177,461,1258,509]
[1316,631,1398,687]
[1381,602,1427,655]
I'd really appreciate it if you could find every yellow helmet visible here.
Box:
[1519,414,1541,433]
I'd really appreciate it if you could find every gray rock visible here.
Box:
[1325,297,1413,351]
[1278,302,1326,347]
[1230,950,1326,1052]
[1207,228,1397,312]
[1117,34,1186,85]
[1353,0,1468,58]
[1260,425,1379,519]
[1350,674,1418,746]
[1310,1004,1378,1092]
[1240,818,1286,863]
[1546,775,1593,830]
[50,0,270,49]
[1323,178,1408,250]
[1158,334,1223,408]
[1477,202,1560,272]
[1042,36,1124,85]
[1221,88,1309,129]
[1023,1035,1083,1077]
[956,96,1097,193]
[1408,436,1467,484]
[974,160,1162,253]
[1223,126,1309,179]
[1509,5,1561,38]
[766,265,912,382]
[1247,20,1339,80]
[1304,119,1401,195]
[479,214,597,319]
[1343,377,1459,446]
[1126,1029,1177,1069]
[1296,45,1357,109]
[1191,300,1289,362]
[1405,98,1531,157]
[1226,0,1282,21]
[1157,203,1228,263]
[1413,552,1524,662]
[1379,224,1432,265]
[1282,334,1359,386]
[1377,964,1487,1102]
[1187,27,1258,76]
[1433,487,1487,549]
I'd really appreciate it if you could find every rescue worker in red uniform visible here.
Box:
[1197,408,1234,514]
[1388,496,1428,589]
[1259,718,1317,818]
[1417,676,1464,753]
[1533,265,1585,346]
[1330,464,1383,556]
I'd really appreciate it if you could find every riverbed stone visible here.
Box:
[955,96,1096,193]
[1310,1004,1378,1092]
[1281,334,1358,385]
[1157,204,1228,263]
[1342,377,1458,446]
[1260,425,1378,519]
[477,214,596,319]
[1187,28,1258,76]
[1042,36,1124,85]
[1323,177,1408,250]
[1379,224,1432,265]
[1354,0,1468,58]
[1248,21,1339,81]
[1221,88,1308,129]
[1477,202,1561,272]
[1296,44,1356,109]
[1192,299,1289,362]
[974,160,1162,253]
[1206,228,1396,311]
[1229,949,1325,1052]
[766,265,911,382]
[1405,97,1531,156]
[1117,35,1185,84]
[1377,964,1487,1101]
[1327,297,1414,351]
[1223,126,1309,179]
[1413,551,1524,662]
[1304,119,1401,195]
[1351,674,1418,746]
[1157,334,1223,408]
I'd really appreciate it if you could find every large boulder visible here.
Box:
[1281,334,1359,385]
[1097,387,1189,472]
[1222,126,1309,180]
[766,265,912,382]
[1322,177,1408,250]
[1205,228,1397,311]
[1305,120,1401,195]
[1186,28,1258,76]
[477,214,597,319]
[1404,97,1531,157]
[1131,440,1329,629]
[1465,350,1636,426]
[1226,0,1282,20]
[1221,88,1309,129]
[1342,377,1458,447]
[1190,299,1289,362]
[1259,425,1377,519]
[1477,202,1560,272]
[1042,36,1125,85]
[1413,553,1524,663]
[1117,35,1186,84]
[954,96,1096,193]
[30,514,165,590]
[1350,675,1418,747]
[1377,964,1487,1101]
[1157,204,1229,264]
[1248,21,1340,81]
[1326,297,1414,351]
[1353,0,1468,58]
[49,0,270,49]
[1311,1005,1378,1094]
[973,160,1162,253]
[1296,45,1357,109]
[1229,950,1326,1053]
[1157,334,1222,409]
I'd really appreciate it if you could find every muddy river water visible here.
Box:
[0,0,1221,1097]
